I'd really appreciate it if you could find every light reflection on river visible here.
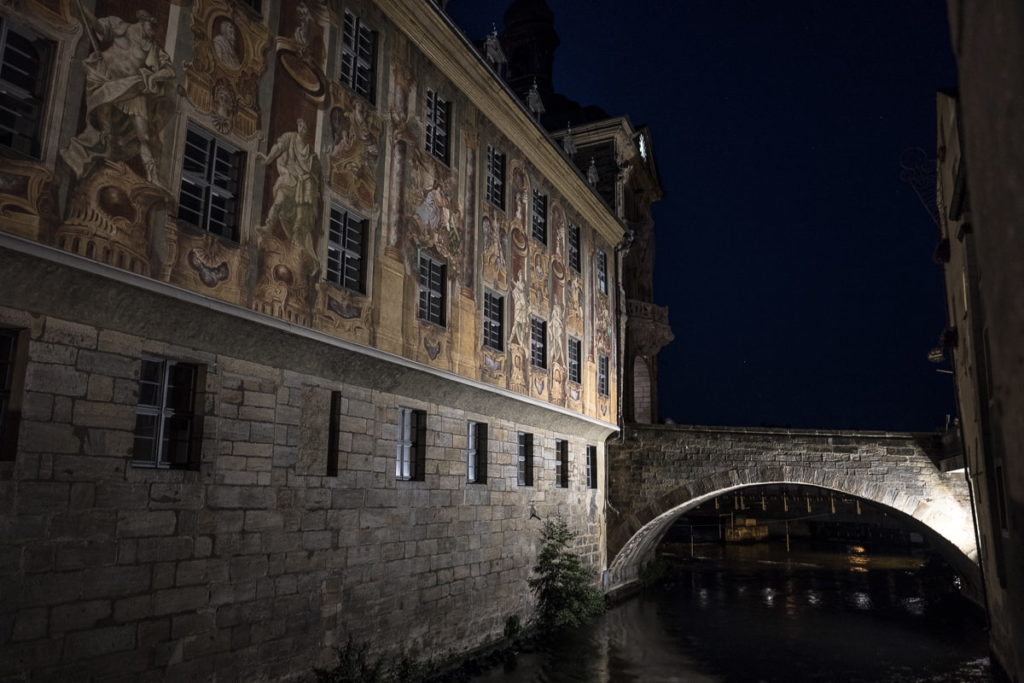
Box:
[471,542,990,682]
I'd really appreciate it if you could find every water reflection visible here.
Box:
[471,541,990,683]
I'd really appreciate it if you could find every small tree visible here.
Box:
[528,518,605,629]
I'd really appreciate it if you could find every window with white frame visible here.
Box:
[396,407,425,480]
[340,10,377,102]
[0,17,52,158]
[568,337,581,384]
[486,145,505,209]
[598,354,609,396]
[425,89,450,164]
[586,445,598,489]
[133,358,202,468]
[179,124,244,241]
[596,249,608,295]
[482,290,504,351]
[530,316,547,369]
[555,439,568,488]
[531,190,548,244]
[467,421,488,483]
[517,432,533,486]
[418,253,446,326]
[327,204,366,293]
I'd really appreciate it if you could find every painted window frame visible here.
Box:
[596,249,608,295]
[485,145,506,209]
[531,189,548,244]
[568,223,581,273]
[326,203,367,293]
[0,17,52,159]
[530,316,547,369]
[418,252,447,327]
[598,354,609,396]
[179,124,245,241]
[340,9,378,103]
[568,336,582,384]
[482,290,504,351]
[425,88,450,165]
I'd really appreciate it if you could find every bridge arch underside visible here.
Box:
[607,468,979,593]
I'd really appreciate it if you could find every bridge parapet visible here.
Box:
[606,424,976,591]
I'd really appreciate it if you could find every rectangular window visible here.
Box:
[568,337,581,384]
[483,290,504,351]
[555,439,568,488]
[327,204,366,293]
[418,253,446,326]
[598,354,609,396]
[179,125,244,241]
[517,432,533,486]
[0,18,51,158]
[133,358,202,468]
[486,146,505,209]
[0,328,26,460]
[467,421,488,484]
[396,407,426,481]
[586,445,598,489]
[596,249,608,295]
[531,190,548,244]
[327,390,341,476]
[568,223,581,272]
[340,10,377,102]
[530,317,547,369]
[425,89,450,165]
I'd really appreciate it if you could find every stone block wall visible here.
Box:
[0,302,607,682]
[606,424,975,590]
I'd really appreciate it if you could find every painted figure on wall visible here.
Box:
[295,2,314,49]
[62,9,175,184]
[213,19,241,70]
[329,100,380,212]
[258,118,322,263]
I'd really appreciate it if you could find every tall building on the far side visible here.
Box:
[935,16,1024,673]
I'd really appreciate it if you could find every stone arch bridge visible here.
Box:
[606,424,977,592]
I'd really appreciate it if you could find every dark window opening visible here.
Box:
[179,125,244,241]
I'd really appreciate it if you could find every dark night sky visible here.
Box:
[447,1,959,432]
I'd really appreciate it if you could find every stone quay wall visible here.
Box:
[0,295,608,682]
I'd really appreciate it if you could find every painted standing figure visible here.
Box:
[62,8,175,183]
[258,118,321,263]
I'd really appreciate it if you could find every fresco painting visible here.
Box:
[185,0,270,139]
[0,0,615,421]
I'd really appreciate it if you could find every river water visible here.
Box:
[471,541,990,682]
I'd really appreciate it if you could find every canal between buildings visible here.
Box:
[470,541,990,682]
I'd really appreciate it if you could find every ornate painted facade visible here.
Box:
[0,1,654,680]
